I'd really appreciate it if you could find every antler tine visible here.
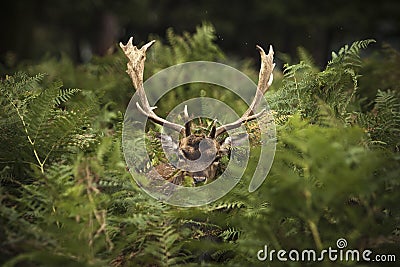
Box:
[120,37,185,134]
[183,105,189,120]
[215,44,275,137]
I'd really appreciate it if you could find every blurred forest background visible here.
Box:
[1,1,400,267]
[1,0,400,68]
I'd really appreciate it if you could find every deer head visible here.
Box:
[120,37,275,185]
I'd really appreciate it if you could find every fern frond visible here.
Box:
[208,201,245,211]
[358,89,400,150]
[330,39,376,68]
[54,88,81,105]
[297,46,316,68]
[140,224,188,266]
[270,39,375,123]
[1,73,96,173]
[219,227,241,241]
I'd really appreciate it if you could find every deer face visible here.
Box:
[160,121,228,185]
[179,134,219,160]
[120,37,274,186]
[177,134,221,184]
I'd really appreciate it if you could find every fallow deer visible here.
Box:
[120,37,274,186]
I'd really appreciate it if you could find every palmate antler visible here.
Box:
[215,45,275,136]
[119,37,185,134]
[120,37,274,138]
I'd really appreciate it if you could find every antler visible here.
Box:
[120,37,274,138]
[120,37,185,134]
[215,45,275,137]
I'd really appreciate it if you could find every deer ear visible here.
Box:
[208,120,217,138]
